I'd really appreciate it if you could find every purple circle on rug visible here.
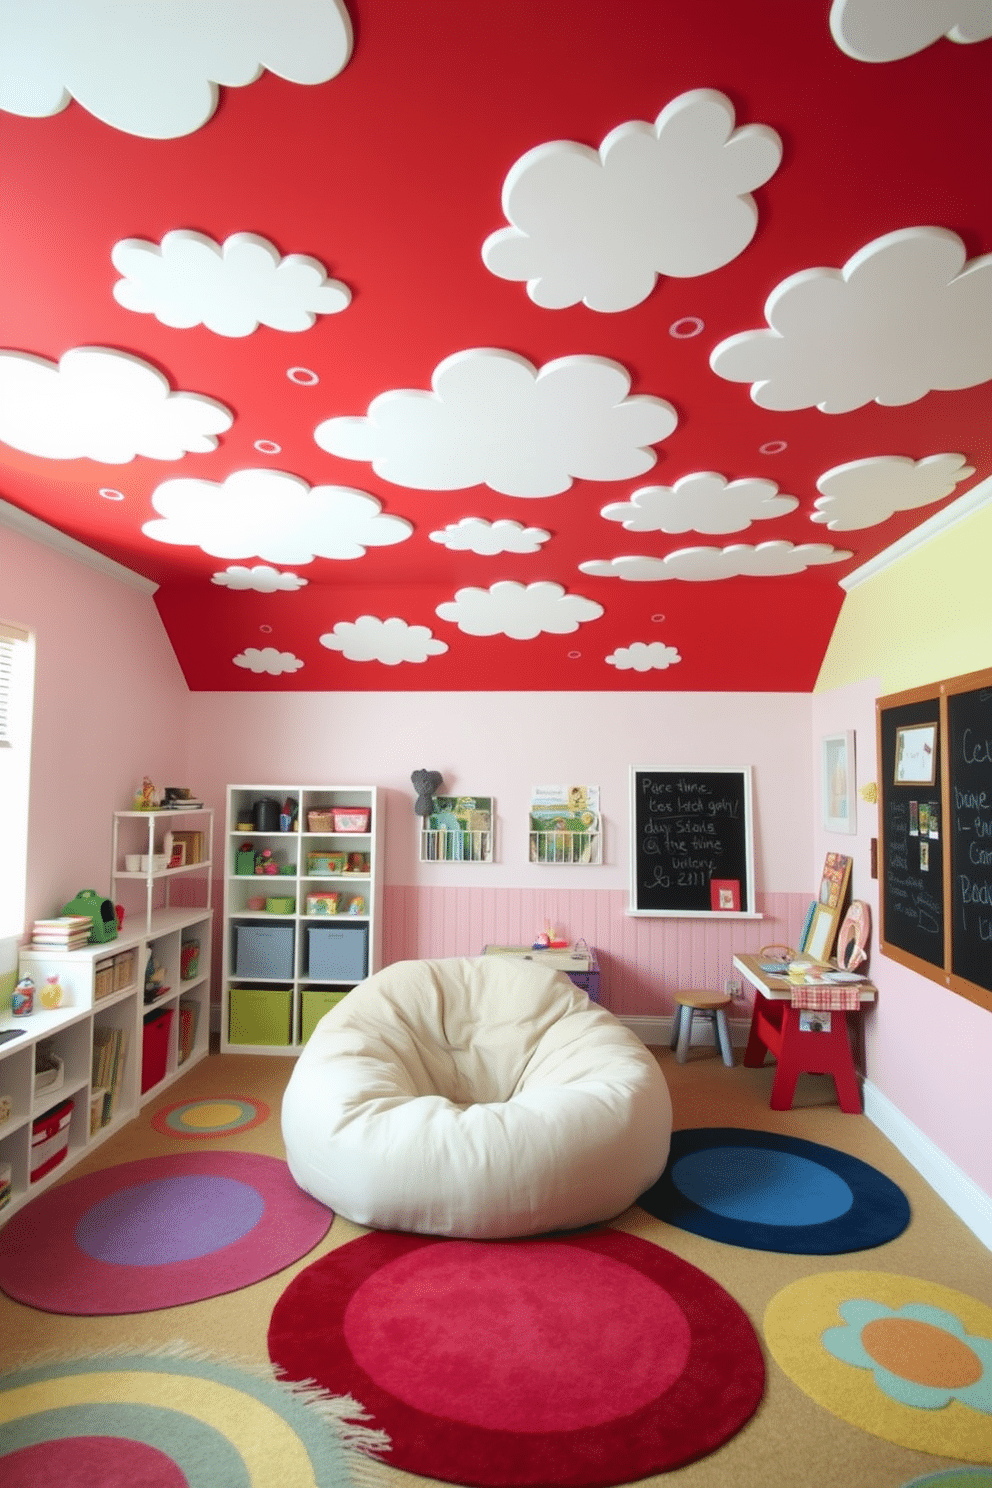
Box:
[0,1152,332,1315]
[1,1436,187,1488]
[75,1175,266,1265]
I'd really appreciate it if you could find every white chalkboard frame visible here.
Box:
[628,765,762,919]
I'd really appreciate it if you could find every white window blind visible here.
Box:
[0,622,30,748]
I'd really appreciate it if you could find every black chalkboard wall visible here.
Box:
[878,663,992,1012]
[948,681,992,994]
[629,767,755,915]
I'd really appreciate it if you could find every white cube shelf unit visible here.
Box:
[2,898,212,1226]
[221,785,384,1054]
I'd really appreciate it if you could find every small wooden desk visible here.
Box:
[733,952,876,1113]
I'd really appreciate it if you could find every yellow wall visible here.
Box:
[816,495,992,694]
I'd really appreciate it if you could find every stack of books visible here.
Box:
[91,1026,128,1127]
[31,915,91,950]
[177,998,200,1065]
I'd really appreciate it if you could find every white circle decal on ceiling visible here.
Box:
[288,367,320,386]
[254,440,281,455]
[759,441,788,455]
[669,317,705,339]
[98,488,125,501]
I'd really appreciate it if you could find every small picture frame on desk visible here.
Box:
[822,730,856,834]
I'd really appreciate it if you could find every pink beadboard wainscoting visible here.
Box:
[381,886,812,1017]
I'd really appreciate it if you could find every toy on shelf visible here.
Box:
[533,924,569,950]
[12,977,34,1016]
[135,776,158,811]
[144,950,169,1004]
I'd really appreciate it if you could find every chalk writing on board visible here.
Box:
[630,767,754,915]
[951,695,992,974]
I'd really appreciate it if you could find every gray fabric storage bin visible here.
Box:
[307,924,368,981]
[235,924,294,979]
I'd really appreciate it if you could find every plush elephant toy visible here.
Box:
[411,769,444,817]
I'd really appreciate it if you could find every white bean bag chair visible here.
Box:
[281,955,672,1238]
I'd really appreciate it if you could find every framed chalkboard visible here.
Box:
[877,664,992,1013]
[628,767,759,917]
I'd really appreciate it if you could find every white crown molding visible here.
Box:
[863,1078,992,1253]
[0,496,157,594]
[840,471,992,590]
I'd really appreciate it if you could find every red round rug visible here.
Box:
[0,1152,332,1315]
[268,1228,765,1487]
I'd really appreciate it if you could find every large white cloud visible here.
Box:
[0,346,232,463]
[0,0,353,138]
[606,642,682,671]
[428,517,551,555]
[212,564,308,592]
[436,580,603,639]
[233,646,304,675]
[143,468,412,562]
[830,0,992,61]
[314,348,677,496]
[580,542,852,582]
[811,453,976,530]
[319,616,448,665]
[482,89,781,313]
[710,227,992,414]
[601,472,798,535]
[112,231,350,337]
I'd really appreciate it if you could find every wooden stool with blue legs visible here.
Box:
[670,989,735,1066]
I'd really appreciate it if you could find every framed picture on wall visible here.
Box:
[822,730,856,834]
[894,723,937,785]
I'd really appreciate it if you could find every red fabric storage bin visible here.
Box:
[31,1098,74,1183]
[141,1006,174,1094]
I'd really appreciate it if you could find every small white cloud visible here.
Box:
[211,564,308,592]
[483,89,781,313]
[233,646,305,676]
[143,468,412,562]
[0,0,353,138]
[315,347,677,496]
[830,0,992,61]
[435,580,603,639]
[0,346,232,463]
[319,616,448,665]
[601,472,798,535]
[607,641,682,671]
[710,227,992,414]
[811,453,976,530]
[428,517,551,555]
[580,542,852,582]
[112,231,351,338]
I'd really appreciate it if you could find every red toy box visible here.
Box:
[30,1098,74,1183]
[141,1006,174,1094]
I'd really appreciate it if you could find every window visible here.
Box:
[0,621,35,939]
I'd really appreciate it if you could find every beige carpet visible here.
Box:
[2,1043,989,1488]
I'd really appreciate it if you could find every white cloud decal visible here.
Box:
[112,231,351,337]
[0,0,353,138]
[0,346,232,463]
[811,453,976,530]
[607,642,682,671]
[580,543,852,582]
[233,646,305,675]
[601,472,798,535]
[428,518,551,555]
[319,616,448,665]
[314,348,677,496]
[482,89,781,313]
[710,227,992,414]
[436,580,603,639]
[830,0,992,61]
[212,564,308,592]
[143,469,412,562]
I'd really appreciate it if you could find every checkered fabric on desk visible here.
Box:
[789,985,863,1010]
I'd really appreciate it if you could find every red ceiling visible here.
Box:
[1,1,989,691]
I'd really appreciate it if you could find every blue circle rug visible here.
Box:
[637,1128,911,1253]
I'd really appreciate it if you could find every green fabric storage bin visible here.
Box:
[300,989,349,1043]
[228,987,292,1045]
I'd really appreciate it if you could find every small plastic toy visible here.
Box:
[12,976,34,1015]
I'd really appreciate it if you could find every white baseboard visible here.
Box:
[619,1014,751,1049]
[862,1079,992,1254]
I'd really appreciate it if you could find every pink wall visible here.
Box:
[811,677,992,1200]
